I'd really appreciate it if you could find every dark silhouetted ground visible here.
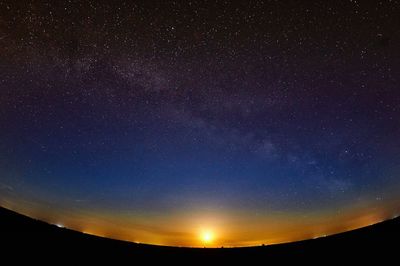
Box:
[1,206,399,263]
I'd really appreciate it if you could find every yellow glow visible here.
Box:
[3,192,400,247]
[201,230,214,244]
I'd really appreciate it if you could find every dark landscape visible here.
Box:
[1,1,400,264]
[1,206,399,263]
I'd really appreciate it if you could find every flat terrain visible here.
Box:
[1,206,399,263]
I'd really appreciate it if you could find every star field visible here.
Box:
[1,0,400,247]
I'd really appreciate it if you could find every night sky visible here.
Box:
[1,0,400,247]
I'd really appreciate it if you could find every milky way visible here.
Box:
[1,0,400,247]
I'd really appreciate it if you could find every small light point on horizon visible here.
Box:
[201,230,214,245]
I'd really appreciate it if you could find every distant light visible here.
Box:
[201,231,214,244]
[55,223,64,228]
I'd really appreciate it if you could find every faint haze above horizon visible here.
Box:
[1,0,400,247]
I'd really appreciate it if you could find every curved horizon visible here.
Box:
[2,190,400,247]
[1,1,400,248]
[1,203,400,248]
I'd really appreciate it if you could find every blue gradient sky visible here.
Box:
[1,0,400,246]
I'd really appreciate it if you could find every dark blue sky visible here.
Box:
[1,0,400,246]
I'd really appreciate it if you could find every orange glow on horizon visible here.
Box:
[200,230,214,245]
[2,194,400,248]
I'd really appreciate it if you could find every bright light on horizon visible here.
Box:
[201,230,214,244]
